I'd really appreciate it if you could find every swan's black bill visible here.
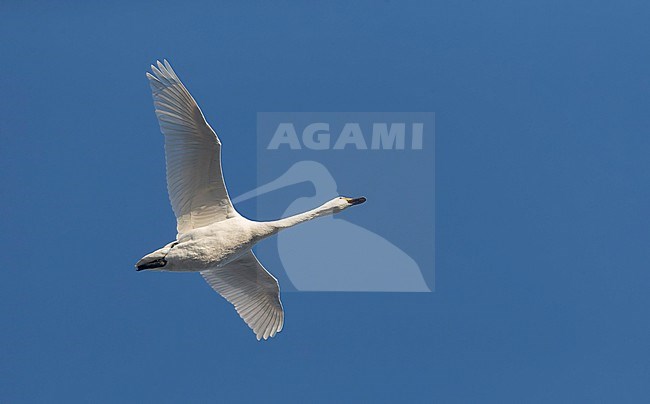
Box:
[347,197,367,206]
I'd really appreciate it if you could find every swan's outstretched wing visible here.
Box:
[146,60,237,236]
[200,251,284,340]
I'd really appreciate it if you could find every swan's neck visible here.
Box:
[254,203,335,240]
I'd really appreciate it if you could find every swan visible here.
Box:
[135,60,366,340]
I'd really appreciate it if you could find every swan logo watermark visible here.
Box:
[234,112,434,292]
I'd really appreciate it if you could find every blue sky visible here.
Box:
[2,1,650,402]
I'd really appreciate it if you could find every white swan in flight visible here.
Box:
[135,60,366,340]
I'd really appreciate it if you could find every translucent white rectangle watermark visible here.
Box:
[233,112,434,292]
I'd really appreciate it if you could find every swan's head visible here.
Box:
[321,196,367,213]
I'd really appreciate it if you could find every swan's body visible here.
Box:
[136,60,365,340]
[139,217,262,272]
